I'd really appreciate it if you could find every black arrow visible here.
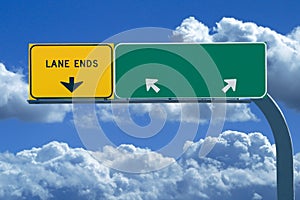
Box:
[60,77,83,93]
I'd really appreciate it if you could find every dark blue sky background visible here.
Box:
[1,0,299,68]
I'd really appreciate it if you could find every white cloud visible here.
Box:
[173,17,300,111]
[97,102,257,126]
[172,16,212,42]
[1,130,298,199]
[294,153,300,193]
[224,104,258,122]
[97,103,202,124]
[0,63,71,122]
[93,144,175,173]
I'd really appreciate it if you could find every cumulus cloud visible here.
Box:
[97,102,257,126]
[97,103,203,124]
[93,144,175,173]
[172,16,212,42]
[0,63,71,122]
[173,17,300,111]
[224,103,258,122]
[1,130,298,199]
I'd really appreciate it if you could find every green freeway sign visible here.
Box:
[115,43,266,99]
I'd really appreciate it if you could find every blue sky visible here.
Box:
[0,1,300,199]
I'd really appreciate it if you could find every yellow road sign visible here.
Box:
[29,44,113,99]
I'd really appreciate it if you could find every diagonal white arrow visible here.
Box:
[222,79,237,93]
[145,78,160,93]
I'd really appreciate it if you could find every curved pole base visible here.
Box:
[253,94,294,200]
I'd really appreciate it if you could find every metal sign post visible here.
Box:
[253,94,294,200]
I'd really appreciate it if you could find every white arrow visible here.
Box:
[222,79,237,93]
[145,78,160,93]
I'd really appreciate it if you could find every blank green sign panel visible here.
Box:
[115,43,266,99]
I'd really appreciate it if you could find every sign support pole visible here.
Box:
[253,94,294,200]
